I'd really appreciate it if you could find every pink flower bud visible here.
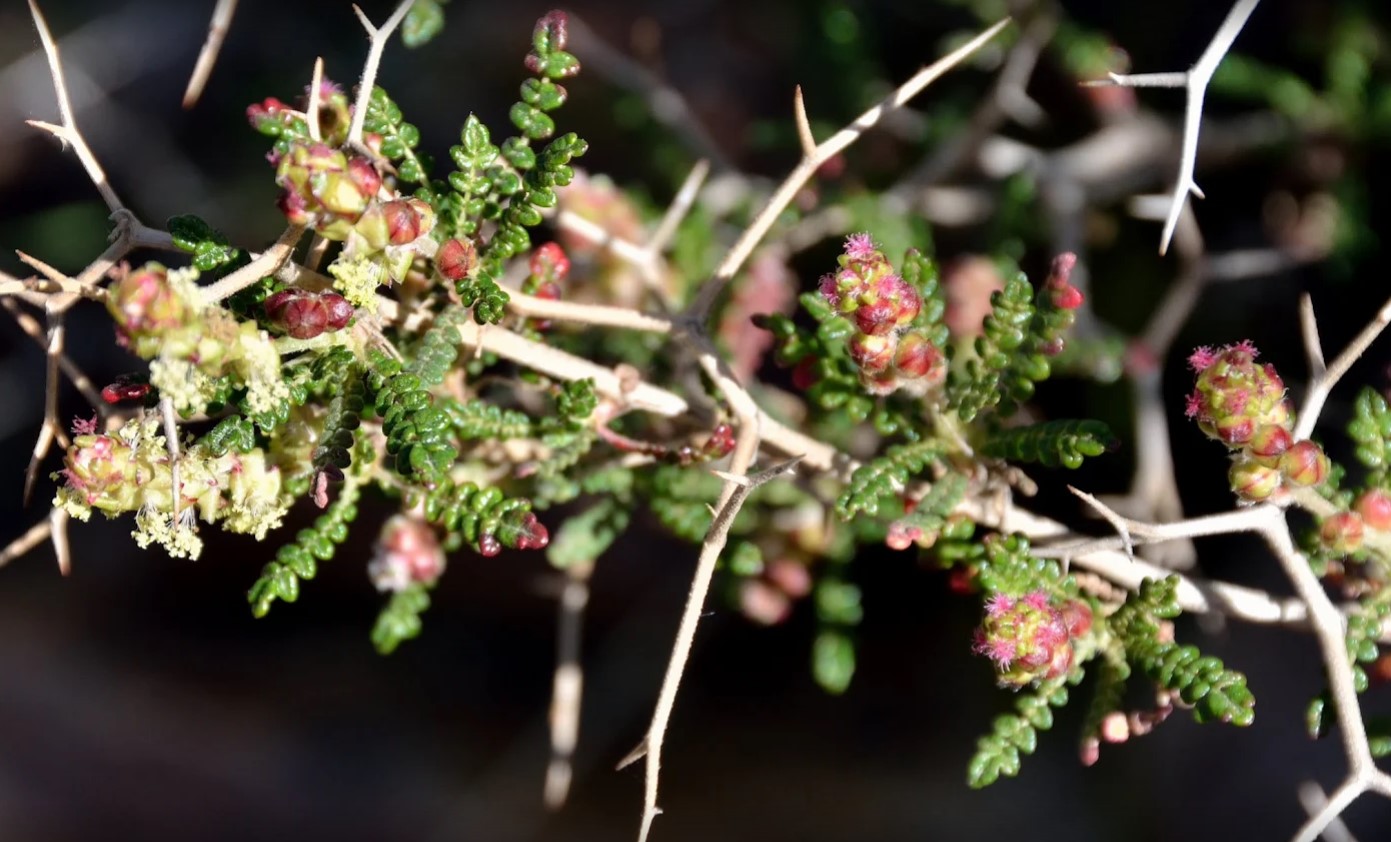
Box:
[1279,439,1329,487]
[893,332,944,382]
[1186,341,1293,449]
[848,333,896,375]
[1320,512,1365,554]
[1230,459,1283,502]
[975,589,1081,687]
[1355,489,1391,531]
[108,262,191,342]
[368,515,445,592]
[1247,425,1293,458]
[529,242,571,284]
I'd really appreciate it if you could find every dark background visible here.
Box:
[2,1,1391,840]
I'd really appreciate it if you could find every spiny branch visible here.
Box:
[347,0,417,151]
[1086,0,1261,254]
[684,17,1012,321]
[626,457,800,842]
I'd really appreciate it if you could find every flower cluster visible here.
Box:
[1186,341,1328,501]
[54,414,289,560]
[271,137,439,308]
[818,234,945,395]
[973,590,1093,687]
[108,262,290,417]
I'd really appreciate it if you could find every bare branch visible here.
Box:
[307,56,325,142]
[506,290,674,334]
[0,519,52,569]
[684,17,1012,321]
[26,0,125,213]
[544,561,593,810]
[182,0,238,108]
[200,224,306,303]
[792,86,816,157]
[1296,781,1359,842]
[1295,290,1391,440]
[629,456,800,842]
[346,0,417,150]
[1096,0,1261,254]
[24,310,67,506]
[0,299,105,411]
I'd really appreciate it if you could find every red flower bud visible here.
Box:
[436,237,478,281]
[265,289,355,339]
[529,242,571,284]
[346,156,382,199]
[893,332,944,382]
[382,199,424,245]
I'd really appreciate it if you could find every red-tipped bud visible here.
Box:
[1247,425,1293,459]
[1230,458,1283,502]
[1355,489,1391,531]
[509,512,549,551]
[1279,439,1330,487]
[702,423,736,459]
[101,374,152,405]
[382,199,425,245]
[1046,253,1085,310]
[1320,512,1365,554]
[346,156,382,198]
[893,332,944,382]
[436,237,479,281]
[848,333,896,374]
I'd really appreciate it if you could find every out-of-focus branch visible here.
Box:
[182,0,238,108]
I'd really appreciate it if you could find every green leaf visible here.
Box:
[812,629,856,695]
[547,498,630,568]
[402,0,448,48]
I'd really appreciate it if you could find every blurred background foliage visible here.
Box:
[3,0,1391,839]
